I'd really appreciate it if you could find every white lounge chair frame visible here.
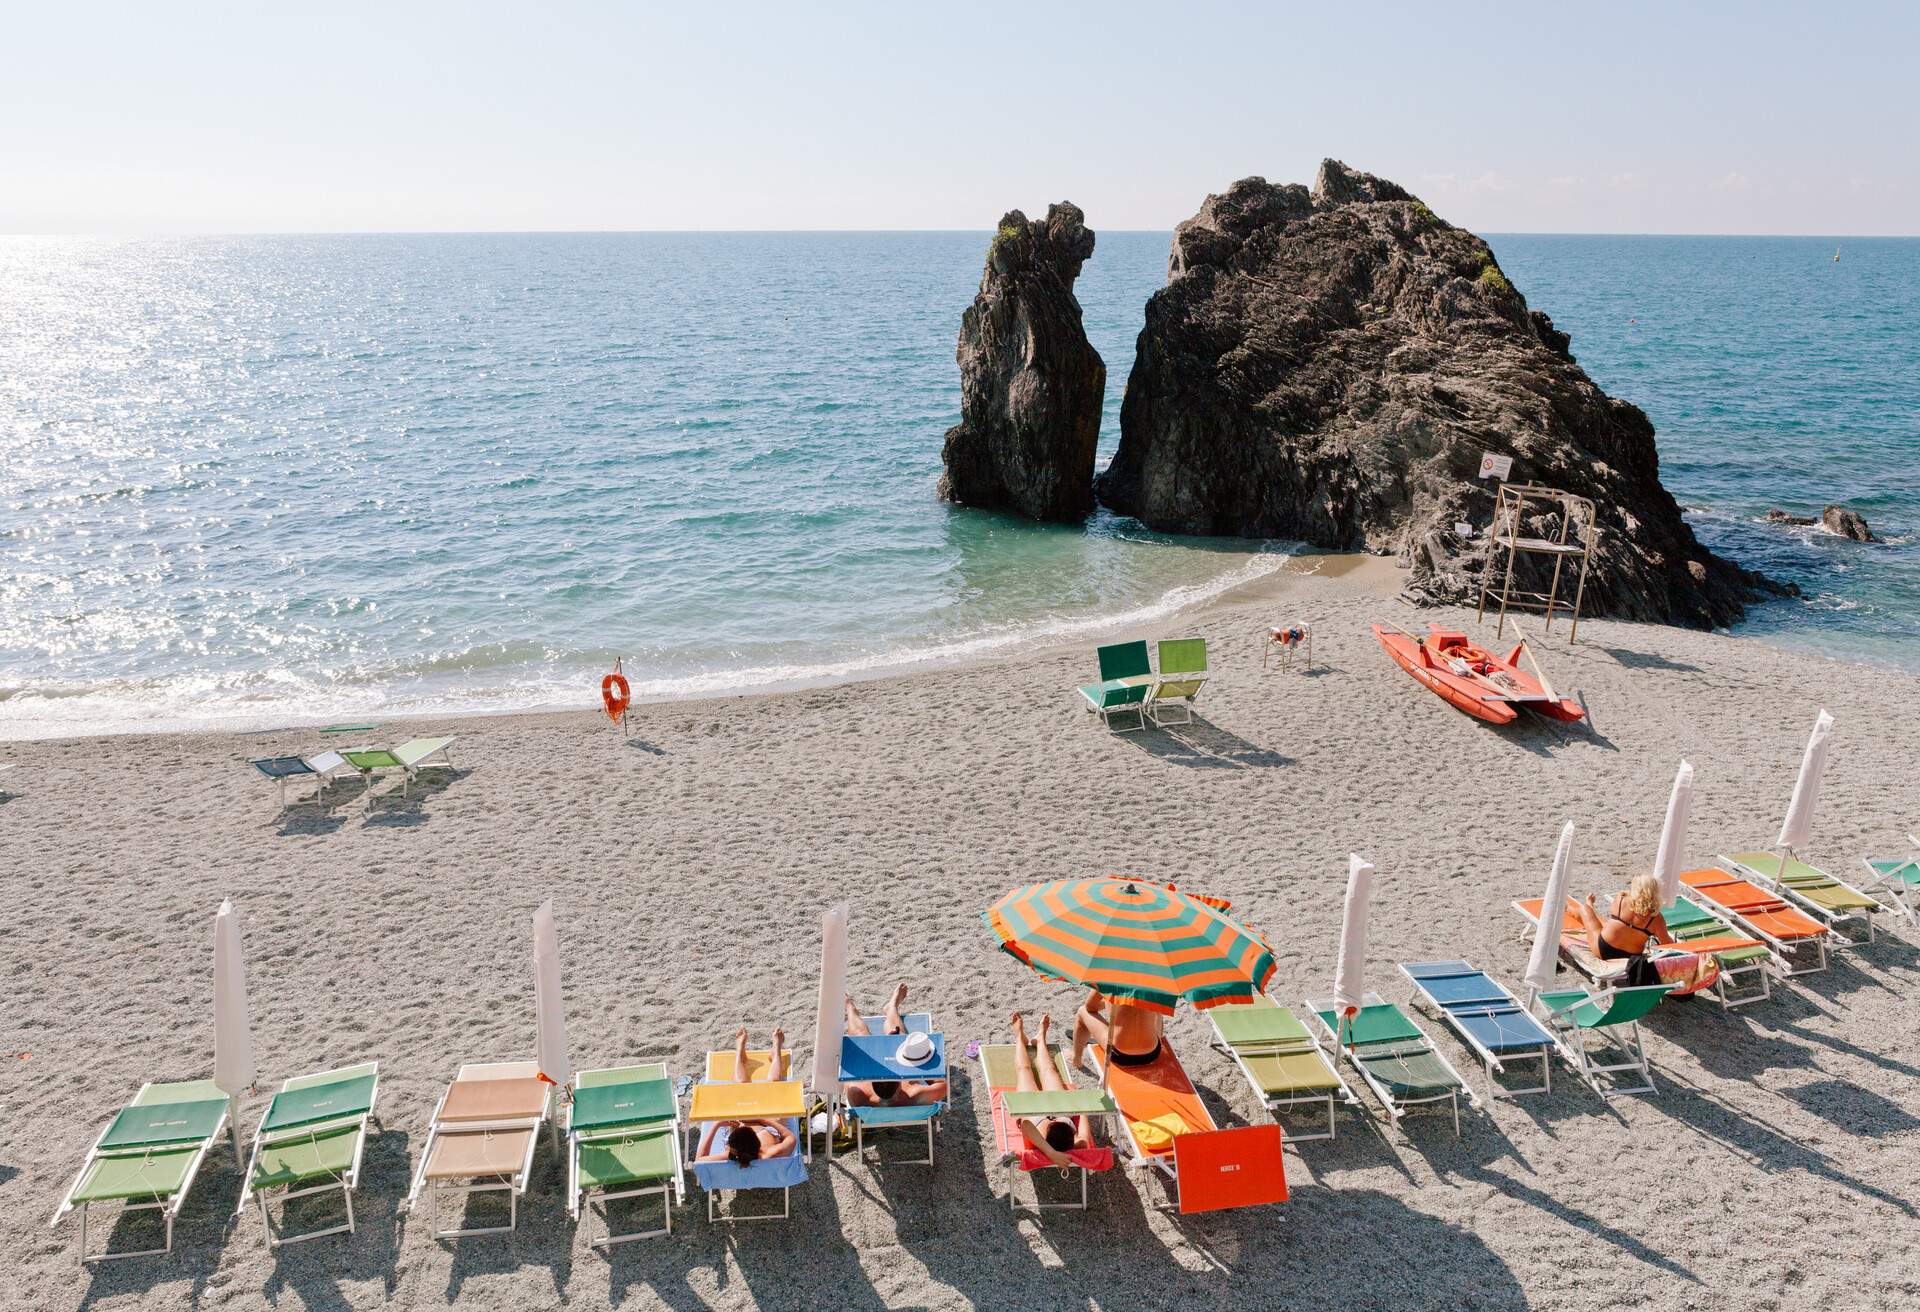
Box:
[1858,854,1920,927]
[1723,851,1876,947]
[1531,986,1666,1098]
[1206,1006,1358,1142]
[403,1060,548,1239]
[567,1063,685,1247]
[51,1082,231,1266]
[235,1062,379,1248]
[1399,965,1557,1100]
[1304,993,1479,1137]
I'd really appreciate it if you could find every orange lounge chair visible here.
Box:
[1679,869,1833,975]
[1091,1040,1287,1214]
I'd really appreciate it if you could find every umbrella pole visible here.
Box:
[228,1093,243,1162]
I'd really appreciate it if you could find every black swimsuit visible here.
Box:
[1109,1041,1164,1068]
[1598,898,1657,961]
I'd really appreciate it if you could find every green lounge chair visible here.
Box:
[1208,995,1356,1140]
[1147,638,1209,726]
[1077,641,1152,733]
[1660,896,1774,1009]
[1532,984,1671,1097]
[236,1063,379,1248]
[567,1063,685,1245]
[52,1079,232,1265]
[1859,854,1920,927]
[342,736,458,811]
[1307,993,1477,1136]
[1723,851,1880,946]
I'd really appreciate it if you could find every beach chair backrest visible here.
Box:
[1157,638,1208,676]
[1587,985,1672,1027]
[1172,1125,1287,1214]
[1096,641,1152,682]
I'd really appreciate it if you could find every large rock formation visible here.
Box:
[1096,160,1781,627]
[939,203,1104,521]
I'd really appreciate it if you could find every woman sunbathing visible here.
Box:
[1579,874,1675,961]
[696,1026,797,1166]
[1071,987,1165,1071]
[840,982,949,1108]
[1009,1012,1093,1168]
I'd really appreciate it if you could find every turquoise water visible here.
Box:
[1,232,1914,738]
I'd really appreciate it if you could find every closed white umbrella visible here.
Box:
[810,903,850,1154]
[1653,761,1695,907]
[1331,854,1376,1030]
[1776,709,1834,854]
[213,899,254,1158]
[532,899,571,1093]
[1524,821,1578,999]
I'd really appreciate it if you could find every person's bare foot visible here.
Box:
[771,1026,786,1050]
[1037,1014,1053,1041]
[734,1026,748,1049]
[890,982,909,1010]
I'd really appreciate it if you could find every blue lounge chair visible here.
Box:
[248,752,349,812]
[835,1012,946,1165]
[1400,961,1560,1098]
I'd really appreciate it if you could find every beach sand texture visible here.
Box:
[4,559,1918,1311]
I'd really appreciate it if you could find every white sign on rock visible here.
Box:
[1478,453,1514,481]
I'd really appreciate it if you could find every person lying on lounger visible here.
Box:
[697,1027,797,1165]
[1009,1012,1094,1168]
[1578,874,1676,962]
[1071,987,1165,1071]
[842,983,950,1107]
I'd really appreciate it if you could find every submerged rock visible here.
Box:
[1766,509,1818,527]
[1096,159,1782,628]
[1822,505,1876,541]
[938,204,1105,521]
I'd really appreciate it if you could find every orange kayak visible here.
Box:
[1372,624,1584,725]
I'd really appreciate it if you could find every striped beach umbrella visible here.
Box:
[984,878,1276,1013]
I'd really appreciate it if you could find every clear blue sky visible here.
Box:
[5,1,1915,235]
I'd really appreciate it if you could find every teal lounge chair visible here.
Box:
[1532,985,1671,1097]
[53,1079,232,1265]
[236,1063,380,1247]
[1147,638,1209,726]
[1077,641,1152,733]
[1859,854,1920,927]
[1307,993,1477,1136]
[568,1063,685,1245]
[342,736,458,811]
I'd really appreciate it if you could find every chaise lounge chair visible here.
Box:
[236,1063,379,1247]
[249,752,350,813]
[1207,995,1357,1140]
[567,1063,685,1245]
[1723,851,1881,946]
[342,736,458,811]
[1859,854,1920,927]
[1679,868,1834,975]
[52,1080,232,1265]
[1513,895,1773,1011]
[977,1042,1117,1212]
[688,1046,809,1223]
[1077,641,1153,733]
[1400,961,1560,1098]
[1530,984,1671,1097]
[1090,1039,1289,1213]
[403,1061,549,1238]
[835,1011,946,1166]
[1307,993,1477,1135]
[1146,638,1209,727]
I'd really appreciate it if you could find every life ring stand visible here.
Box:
[602,670,632,725]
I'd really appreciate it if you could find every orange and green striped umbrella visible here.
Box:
[984,878,1275,1014]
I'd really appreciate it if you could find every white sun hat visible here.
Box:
[896,1032,935,1065]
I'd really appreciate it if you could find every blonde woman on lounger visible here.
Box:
[1578,874,1676,963]
[842,983,950,1108]
[1071,988,1165,1071]
[1010,1012,1094,1167]
[696,1027,797,1166]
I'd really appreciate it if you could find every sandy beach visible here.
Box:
[5,554,1918,1312]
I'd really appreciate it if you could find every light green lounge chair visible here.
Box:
[1307,993,1477,1136]
[342,736,458,811]
[52,1079,232,1265]
[236,1063,379,1248]
[567,1063,684,1245]
[1147,638,1209,726]
[1077,641,1152,732]
[1533,984,1671,1097]
[1208,996,1356,1140]
[1724,851,1880,945]
[1859,855,1920,927]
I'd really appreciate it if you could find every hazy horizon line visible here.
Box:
[2,228,1910,241]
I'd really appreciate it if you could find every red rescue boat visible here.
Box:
[1372,623,1584,725]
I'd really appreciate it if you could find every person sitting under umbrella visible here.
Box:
[841,983,949,1109]
[1071,987,1164,1071]
[1008,1011,1094,1165]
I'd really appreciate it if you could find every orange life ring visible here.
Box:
[601,672,631,722]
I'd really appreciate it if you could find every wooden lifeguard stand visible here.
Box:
[1476,483,1598,644]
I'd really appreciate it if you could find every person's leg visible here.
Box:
[766,1027,786,1081]
[732,1025,749,1083]
[1033,1015,1067,1093]
[843,995,873,1037]
[1071,990,1109,1070]
[1577,894,1607,955]
[1011,1013,1041,1093]
[882,981,908,1036]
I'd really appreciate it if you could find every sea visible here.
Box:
[1,231,1914,739]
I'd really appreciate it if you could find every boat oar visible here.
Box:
[1510,623,1559,703]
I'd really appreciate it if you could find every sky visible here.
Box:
[4,1,1916,235]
